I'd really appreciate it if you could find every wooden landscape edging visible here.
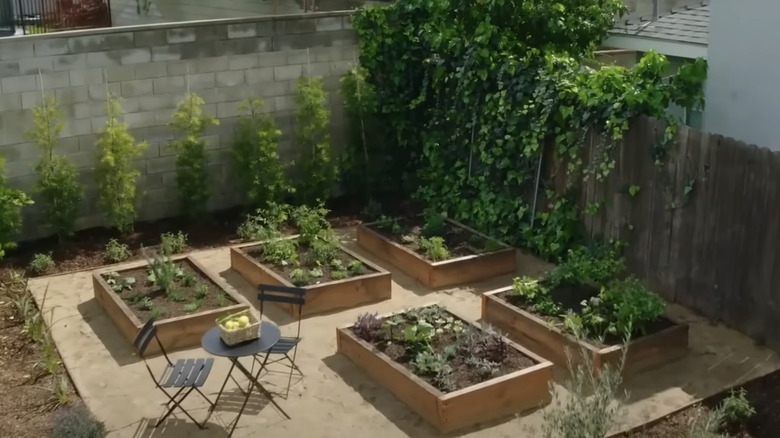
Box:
[92,254,249,356]
[335,304,554,433]
[481,286,689,375]
[356,217,517,289]
[230,237,392,317]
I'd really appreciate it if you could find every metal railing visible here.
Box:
[0,0,111,37]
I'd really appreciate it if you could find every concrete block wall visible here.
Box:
[0,12,357,241]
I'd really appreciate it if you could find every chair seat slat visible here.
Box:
[193,358,214,387]
[172,359,196,387]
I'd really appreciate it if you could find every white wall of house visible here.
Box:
[704,0,780,150]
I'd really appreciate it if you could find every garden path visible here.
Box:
[29,228,780,437]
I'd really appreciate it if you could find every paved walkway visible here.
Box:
[30,228,780,437]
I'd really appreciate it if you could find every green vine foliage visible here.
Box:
[26,94,83,240]
[353,0,708,261]
[0,157,33,259]
[95,93,148,234]
[169,92,219,221]
[230,96,292,209]
[294,75,337,205]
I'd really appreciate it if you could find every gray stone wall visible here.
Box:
[0,12,357,241]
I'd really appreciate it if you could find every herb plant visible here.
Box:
[50,402,106,438]
[28,252,55,275]
[94,93,147,233]
[418,236,450,261]
[294,75,337,205]
[169,92,218,222]
[105,239,131,263]
[160,231,188,255]
[352,312,383,341]
[719,388,755,426]
[146,253,183,294]
[289,268,310,286]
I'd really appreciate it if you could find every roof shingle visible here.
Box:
[610,1,710,46]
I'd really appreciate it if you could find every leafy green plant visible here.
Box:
[181,270,196,287]
[294,75,337,205]
[289,268,310,286]
[719,388,756,426]
[231,96,292,209]
[421,208,445,237]
[263,238,298,264]
[310,238,339,263]
[510,276,560,316]
[160,231,188,255]
[26,93,83,240]
[150,307,162,318]
[543,245,626,289]
[215,291,228,306]
[292,203,332,245]
[331,270,348,280]
[105,239,131,263]
[103,272,136,293]
[411,350,453,391]
[28,252,55,275]
[50,401,107,438]
[347,259,366,275]
[418,236,450,261]
[146,253,183,294]
[183,300,202,313]
[194,283,209,299]
[237,201,292,241]
[375,215,403,235]
[140,297,153,310]
[309,267,323,278]
[169,92,219,221]
[352,312,384,341]
[0,158,34,259]
[403,320,435,355]
[577,277,665,339]
[95,93,148,233]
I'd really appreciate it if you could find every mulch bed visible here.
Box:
[245,243,375,286]
[106,260,236,320]
[624,370,780,438]
[368,216,496,261]
[497,283,676,348]
[356,307,535,393]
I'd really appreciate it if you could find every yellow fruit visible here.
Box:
[224,321,238,330]
[237,315,250,327]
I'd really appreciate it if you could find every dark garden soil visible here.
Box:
[623,370,780,438]
[107,260,237,320]
[369,216,500,261]
[245,242,376,286]
[497,283,676,348]
[0,195,417,436]
[355,308,536,392]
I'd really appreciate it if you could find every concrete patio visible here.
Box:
[31,228,780,437]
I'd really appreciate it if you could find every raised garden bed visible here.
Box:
[481,280,689,375]
[356,213,516,289]
[336,304,553,433]
[230,236,391,317]
[92,254,248,356]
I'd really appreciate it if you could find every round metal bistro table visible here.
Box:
[201,321,288,437]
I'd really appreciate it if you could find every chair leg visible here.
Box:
[155,387,206,429]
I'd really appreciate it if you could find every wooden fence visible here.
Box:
[564,116,780,350]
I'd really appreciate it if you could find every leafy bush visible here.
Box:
[29,252,55,275]
[237,202,292,241]
[418,236,450,261]
[0,158,34,258]
[94,93,148,233]
[104,239,131,263]
[578,277,666,339]
[160,231,188,255]
[50,402,107,438]
[26,94,83,240]
[719,388,755,426]
[169,92,219,222]
[352,312,383,341]
[543,245,626,289]
[294,75,337,205]
[231,96,292,209]
[510,276,560,315]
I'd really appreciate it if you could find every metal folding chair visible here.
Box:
[252,284,306,399]
[134,317,216,429]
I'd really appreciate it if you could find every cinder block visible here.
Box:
[72,103,91,119]
[194,25,227,42]
[276,30,357,51]
[153,76,185,94]
[68,33,135,54]
[0,109,30,144]
[105,65,136,83]
[90,116,107,134]
[0,141,38,164]
[135,62,168,79]
[257,79,295,98]
[121,48,152,65]
[86,52,121,68]
[78,134,98,151]
[189,72,216,90]
[257,51,288,68]
[227,54,258,70]
[177,42,218,60]
[125,111,159,129]
[215,38,271,57]
[142,125,175,143]
[62,119,93,137]
[87,83,121,100]
[0,93,22,111]
[56,86,90,105]
[39,71,71,89]
[167,56,229,75]
[121,79,154,97]
[151,46,183,62]
[134,93,178,112]
[54,54,88,71]
[33,39,69,57]
[342,16,354,30]
[19,57,54,75]
[302,61,330,77]
[216,70,244,87]
[0,60,20,78]
[134,30,167,48]
[216,101,243,118]
[274,64,302,81]
[146,155,177,174]
[68,151,97,168]
[274,95,295,112]
[167,29,196,44]
[1,75,38,93]
[256,21,274,37]
[0,42,34,61]
[21,91,40,110]
[313,47,342,63]
[282,18,317,35]
[139,172,164,189]
[316,17,343,32]
[287,49,313,65]
[69,68,103,87]
[340,45,358,61]
[228,23,257,39]
[245,67,274,84]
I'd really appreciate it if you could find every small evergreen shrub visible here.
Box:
[50,402,107,438]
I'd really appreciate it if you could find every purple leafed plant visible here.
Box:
[461,326,509,364]
[352,312,384,342]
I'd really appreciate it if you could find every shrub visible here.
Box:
[29,252,55,275]
[719,388,756,426]
[231,96,292,209]
[50,402,106,438]
[104,239,131,263]
[169,92,218,222]
[294,75,337,205]
[94,93,148,233]
[0,158,34,258]
[160,231,188,255]
[26,94,83,240]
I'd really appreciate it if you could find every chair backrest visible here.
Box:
[258,284,306,337]
[133,317,171,364]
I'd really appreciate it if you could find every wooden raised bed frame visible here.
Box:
[356,217,517,289]
[481,286,689,375]
[92,255,249,356]
[336,305,554,433]
[230,237,392,317]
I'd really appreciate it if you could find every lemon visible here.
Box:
[237,315,250,327]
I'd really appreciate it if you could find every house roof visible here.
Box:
[605,1,709,58]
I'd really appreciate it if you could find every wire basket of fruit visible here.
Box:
[216,309,261,346]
